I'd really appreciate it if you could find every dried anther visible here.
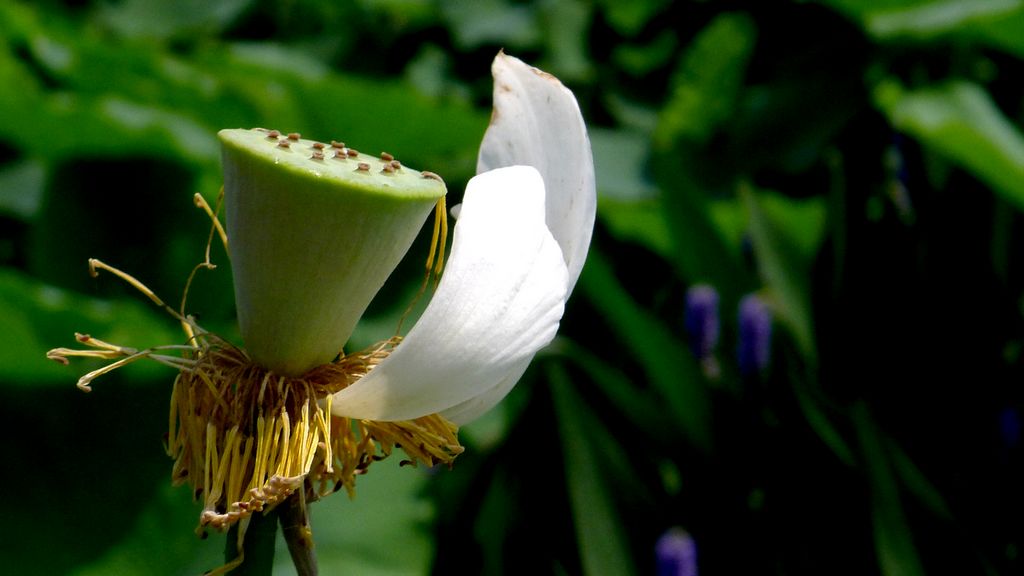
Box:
[277,139,291,149]
[380,152,394,162]
[287,132,301,141]
[356,162,370,172]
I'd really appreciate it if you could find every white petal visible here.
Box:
[331,166,568,421]
[477,52,596,292]
[439,357,529,425]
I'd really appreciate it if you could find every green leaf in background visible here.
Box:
[876,80,1024,211]
[598,196,673,259]
[613,31,678,77]
[274,463,436,576]
[853,402,926,576]
[793,384,857,467]
[0,159,46,221]
[580,250,712,451]
[440,0,541,50]
[742,184,826,361]
[886,437,953,521]
[596,0,672,37]
[821,0,1024,57]
[559,338,675,445]
[97,0,255,41]
[71,483,222,576]
[549,362,635,576]
[540,0,594,82]
[654,12,756,147]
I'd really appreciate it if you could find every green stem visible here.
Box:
[225,508,279,576]
[280,487,319,576]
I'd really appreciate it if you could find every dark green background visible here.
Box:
[3,0,1024,574]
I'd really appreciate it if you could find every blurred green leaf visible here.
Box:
[440,0,540,50]
[580,250,712,451]
[598,197,673,258]
[853,402,926,576]
[613,31,678,76]
[865,0,1022,36]
[550,362,635,576]
[1,3,484,181]
[97,0,255,41]
[877,80,1024,211]
[742,185,824,361]
[653,154,753,303]
[793,385,856,467]
[655,12,756,147]
[0,159,46,220]
[592,128,656,200]
[540,0,594,82]
[277,462,436,576]
[71,483,222,576]
[593,127,671,256]
[559,338,674,443]
[0,378,176,575]
[886,438,953,521]
[821,0,1024,56]
[596,0,671,36]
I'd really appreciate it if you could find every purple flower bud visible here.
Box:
[885,134,915,224]
[1000,407,1021,450]
[685,285,720,360]
[737,293,772,376]
[656,527,697,576]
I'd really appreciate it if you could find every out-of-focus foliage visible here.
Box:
[3,0,1024,574]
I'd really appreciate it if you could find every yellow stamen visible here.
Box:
[397,194,449,334]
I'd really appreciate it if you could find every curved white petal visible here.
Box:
[331,166,569,421]
[440,357,530,425]
[477,52,596,292]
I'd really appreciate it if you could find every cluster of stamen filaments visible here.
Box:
[51,325,464,534]
[163,332,462,533]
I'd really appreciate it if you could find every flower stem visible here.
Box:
[280,486,319,576]
[224,508,278,576]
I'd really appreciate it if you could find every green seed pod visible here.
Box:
[219,128,446,376]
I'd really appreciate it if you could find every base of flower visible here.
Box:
[49,323,464,535]
[165,333,464,534]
